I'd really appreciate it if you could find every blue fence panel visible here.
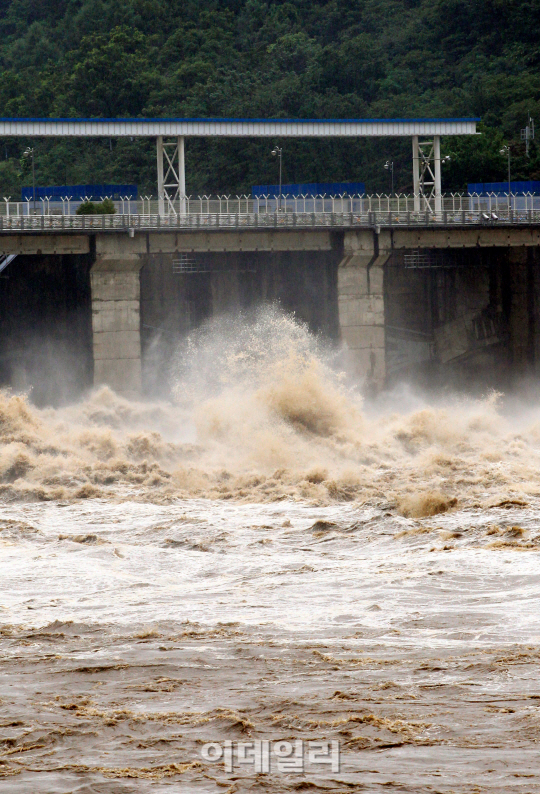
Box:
[21,184,138,201]
[468,181,540,196]
[252,181,365,197]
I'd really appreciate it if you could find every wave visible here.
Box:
[1,306,539,514]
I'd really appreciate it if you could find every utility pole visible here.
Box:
[271,146,283,211]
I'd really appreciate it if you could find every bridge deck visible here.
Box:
[0,210,538,234]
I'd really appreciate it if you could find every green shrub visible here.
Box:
[76,198,116,215]
[76,200,96,215]
[97,198,116,214]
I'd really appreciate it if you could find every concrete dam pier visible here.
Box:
[1,225,540,404]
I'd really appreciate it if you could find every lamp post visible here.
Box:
[271,146,283,211]
[441,155,451,203]
[384,160,394,195]
[23,147,36,214]
[500,145,511,211]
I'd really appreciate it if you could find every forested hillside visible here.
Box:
[0,0,538,197]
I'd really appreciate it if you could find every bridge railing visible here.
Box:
[1,208,540,232]
[4,192,540,217]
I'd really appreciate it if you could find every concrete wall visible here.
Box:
[337,231,389,391]
[383,246,540,391]
[0,252,93,406]
[140,249,340,396]
[89,228,540,395]
[90,255,145,399]
[1,228,540,404]
[508,247,537,380]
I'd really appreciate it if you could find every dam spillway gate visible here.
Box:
[0,224,539,403]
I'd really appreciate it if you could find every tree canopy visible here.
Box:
[0,0,538,197]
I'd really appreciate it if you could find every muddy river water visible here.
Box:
[1,311,540,792]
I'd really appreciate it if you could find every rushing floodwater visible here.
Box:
[2,309,540,792]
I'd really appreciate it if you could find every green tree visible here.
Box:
[59,26,160,117]
[0,0,538,195]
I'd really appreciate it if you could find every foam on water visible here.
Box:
[3,307,540,790]
[0,306,538,512]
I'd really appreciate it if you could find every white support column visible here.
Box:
[156,136,187,215]
[433,134,442,214]
[178,135,186,215]
[412,136,420,212]
[157,136,165,216]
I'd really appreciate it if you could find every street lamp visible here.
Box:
[441,155,451,196]
[23,147,36,214]
[500,145,511,211]
[271,146,283,211]
[384,160,394,195]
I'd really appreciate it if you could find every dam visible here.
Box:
[4,120,540,793]
[1,114,536,402]
[0,211,539,403]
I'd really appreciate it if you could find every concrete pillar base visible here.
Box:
[91,256,145,399]
[338,231,390,391]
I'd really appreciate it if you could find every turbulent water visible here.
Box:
[2,308,540,792]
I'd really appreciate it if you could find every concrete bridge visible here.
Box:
[1,216,540,402]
